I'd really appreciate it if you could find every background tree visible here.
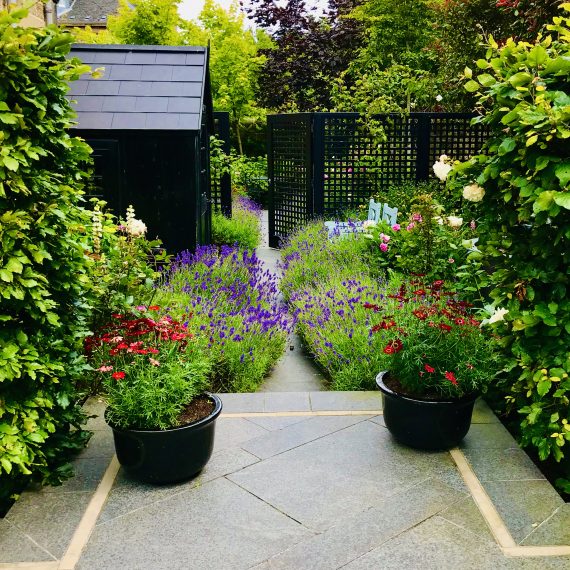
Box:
[243,0,364,111]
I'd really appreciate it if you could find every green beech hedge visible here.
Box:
[454,6,570,488]
[0,7,94,508]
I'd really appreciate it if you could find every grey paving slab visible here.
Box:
[342,515,525,570]
[472,399,501,424]
[75,428,115,460]
[259,331,326,393]
[522,504,570,546]
[484,480,564,543]
[440,495,497,544]
[212,417,269,453]
[218,392,266,413]
[310,391,383,411]
[257,478,466,570]
[368,414,386,427]
[0,519,55,563]
[42,455,110,494]
[246,415,309,431]
[461,422,520,450]
[462,448,546,482]
[5,489,92,559]
[229,420,460,532]
[83,396,107,431]
[78,478,314,570]
[264,392,311,412]
[241,415,371,460]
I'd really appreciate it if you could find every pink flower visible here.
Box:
[380,233,390,243]
[379,243,389,252]
[136,305,147,311]
[412,213,423,223]
[347,167,353,173]
[406,222,416,231]
[470,220,476,230]
[97,365,113,372]
[392,224,401,231]
[448,258,455,263]
[149,358,160,366]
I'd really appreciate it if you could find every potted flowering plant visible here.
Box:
[86,307,222,483]
[369,277,497,450]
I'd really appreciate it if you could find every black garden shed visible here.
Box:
[68,44,213,253]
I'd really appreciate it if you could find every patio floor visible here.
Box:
[2,392,569,570]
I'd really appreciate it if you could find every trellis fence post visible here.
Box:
[415,113,432,182]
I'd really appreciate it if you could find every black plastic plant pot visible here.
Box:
[376,371,477,451]
[106,393,223,484]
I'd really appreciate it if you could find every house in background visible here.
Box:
[1,0,52,26]
[58,0,119,29]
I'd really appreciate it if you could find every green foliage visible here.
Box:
[87,201,167,332]
[0,7,95,505]
[183,0,269,153]
[211,202,261,249]
[453,6,570,474]
[108,0,182,45]
[362,193,475,281]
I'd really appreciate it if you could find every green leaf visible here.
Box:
[477,73,495,87]
[554,162,570,187]
[509,72,532,87]
[537,379,552,397]
[464,80,480,93]
[2,156,19,171]
[533,191,555,213]
[528,46,548,67]
[526,134,538,147]
[553,192,570,210]
[498,138,516,155]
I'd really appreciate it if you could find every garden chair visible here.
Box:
[324,199,398,238]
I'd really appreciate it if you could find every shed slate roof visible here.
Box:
[60,0,119,27]
[68,45,210,131]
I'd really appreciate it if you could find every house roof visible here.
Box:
[68,44,211,131]
[59,0,119,27]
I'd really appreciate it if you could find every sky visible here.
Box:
[178,0,327,22]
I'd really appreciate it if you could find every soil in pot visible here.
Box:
[177,394,215,426]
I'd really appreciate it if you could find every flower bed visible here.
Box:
[158,245,291,392]
[211,195,262,249]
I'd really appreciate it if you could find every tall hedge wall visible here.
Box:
[0,6,94,508]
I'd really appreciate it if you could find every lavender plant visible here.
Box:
[159,245,291,392]
[211,195,262,249]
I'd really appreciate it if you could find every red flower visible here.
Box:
[431,280,445,290]
[445,371,458,385]
[170,332,188,341]
[371,324,381,333]
[363,303,380,311]
[148,305,160,311]
[112,371,125,380]
[424,364,435,373]
[412,309,427,320]
[383,339,403,354]
[112,313,123,319]
[148,348,159,354]
[454,318,466,325]
[117,342,129,350]
[439,323,452,332]
[469,318,480,326]
[413,289,426,296]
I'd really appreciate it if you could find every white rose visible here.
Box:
[127,218,147,237]
[488,307,509,324]
[433,160,452,182]
[447,216,463,229]
[463,183,485,202]
[362,220,377,230]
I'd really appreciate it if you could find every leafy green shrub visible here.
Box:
[87,201,167,331]
[211,196,262,249]
[453,6,570,481]
[0,7,95,509]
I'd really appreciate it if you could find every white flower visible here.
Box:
[433,216,444,225]
[436,94,443,102]
[488,307,509,324]
[447,216,463,229]
[127,218,147,237]
[362,220,377,230]
[433,156,453,182]
[463,183,485,202]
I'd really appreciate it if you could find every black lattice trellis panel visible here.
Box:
[428,114,490,177]
[268,115,312,247]
[211,112,231,216]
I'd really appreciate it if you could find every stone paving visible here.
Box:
[2,393,569,570]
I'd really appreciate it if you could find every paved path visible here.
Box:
[2,395,569,569]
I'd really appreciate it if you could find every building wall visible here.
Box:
[1,1,47,27]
